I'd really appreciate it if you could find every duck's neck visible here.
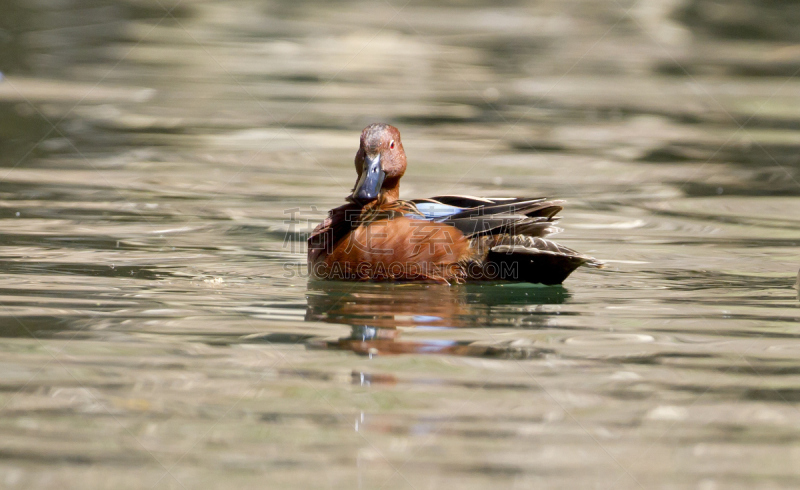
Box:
[379,178,400,204]
[357,178,401,212]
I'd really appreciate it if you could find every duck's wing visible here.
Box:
[411,196,564,238]
[412,195,603,283]
[417,195,537,208]
[308,202,360,262]
[489,236,603,268]
[411,200,466,219]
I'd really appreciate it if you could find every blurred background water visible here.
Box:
[1,0,800,488]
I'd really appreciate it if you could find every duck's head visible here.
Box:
[351,123,406,205]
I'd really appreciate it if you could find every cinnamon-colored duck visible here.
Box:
[308,123,601,285]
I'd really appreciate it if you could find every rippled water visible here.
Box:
[1,0,800,488]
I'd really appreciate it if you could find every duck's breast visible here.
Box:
[323,217,469,280]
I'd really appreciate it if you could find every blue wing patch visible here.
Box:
[413,202,464,220]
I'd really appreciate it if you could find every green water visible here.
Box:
[1,0,799,488]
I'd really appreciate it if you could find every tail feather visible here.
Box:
[486,239,602,285]
[485,248,586,285]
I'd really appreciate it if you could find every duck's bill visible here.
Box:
[352,154,386,204]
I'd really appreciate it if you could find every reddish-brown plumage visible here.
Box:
[322,216,470,282]
[308,123,601,285]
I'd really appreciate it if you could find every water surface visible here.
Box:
[1,0,800,488]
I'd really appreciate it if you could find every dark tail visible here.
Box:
[476,237,603,285]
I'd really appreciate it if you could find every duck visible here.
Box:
[307,123,602,285]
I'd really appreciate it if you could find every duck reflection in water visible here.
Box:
[305,280,569,357]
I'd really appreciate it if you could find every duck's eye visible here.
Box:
[389,140,395,150]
